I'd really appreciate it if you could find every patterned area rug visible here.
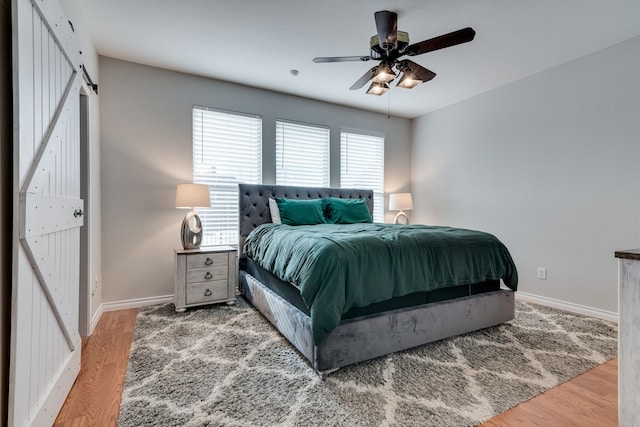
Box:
[118,298,616,427]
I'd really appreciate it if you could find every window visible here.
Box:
[276,120,329,187]
[193,106,262,246]
[340,131,385,222]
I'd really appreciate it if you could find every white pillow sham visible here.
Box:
[268,197,282,224]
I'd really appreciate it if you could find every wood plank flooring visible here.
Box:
[479,359,618,427]
[54,308,618,426]
[54,308,138,427]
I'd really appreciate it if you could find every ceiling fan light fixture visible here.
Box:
[396,70,422,89]
[371,62,396,83]
[366,82,389,96]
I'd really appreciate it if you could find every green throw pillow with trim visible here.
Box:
[323,197,372,224]
[275,198,327,225]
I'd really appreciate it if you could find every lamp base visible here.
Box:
[393,211,409,225]
[181,211,203,249]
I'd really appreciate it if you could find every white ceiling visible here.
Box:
[78,0,640,119]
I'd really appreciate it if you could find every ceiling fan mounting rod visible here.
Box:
[375,10,398,51]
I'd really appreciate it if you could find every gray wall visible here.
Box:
[412,36,640,314]
[99,57,412,303]
[1,0,10,421]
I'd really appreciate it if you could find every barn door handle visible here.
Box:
[73,209,84,218]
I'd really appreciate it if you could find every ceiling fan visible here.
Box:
[313,11,476,95]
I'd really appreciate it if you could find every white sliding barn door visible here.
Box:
[10,0,83,425]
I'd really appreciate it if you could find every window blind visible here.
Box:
[276,120,329,187]
[192,106,262,246]
[340,131,385,223]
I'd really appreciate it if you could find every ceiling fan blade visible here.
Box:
[400,59,436,82]
[374,10,398,51]
[405,27,476,56]
[313,56,372,63]
[349,66,378,90]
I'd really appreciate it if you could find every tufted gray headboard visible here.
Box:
[238,184,374,261]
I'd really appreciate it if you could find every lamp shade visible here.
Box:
[389,193,413,211]
[176,183,211,209]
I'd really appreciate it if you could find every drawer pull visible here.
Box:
[204,272,213,280]
[204,289,212,297]
[204,257,213,266]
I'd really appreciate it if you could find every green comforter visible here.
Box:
[243,223,518,344]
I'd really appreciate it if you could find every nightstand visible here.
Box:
[174,246,237,312]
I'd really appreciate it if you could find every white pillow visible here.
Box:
[268,198,282,224]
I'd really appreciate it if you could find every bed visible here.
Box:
[238,184,517,375]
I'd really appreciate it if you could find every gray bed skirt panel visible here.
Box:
[240,272,316,363]
[240,270,515,373]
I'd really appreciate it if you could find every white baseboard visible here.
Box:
[100,294,174,313]
[92,292,617,332]
[516,292,618,323]
[89,303,104,335]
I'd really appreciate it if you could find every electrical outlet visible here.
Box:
[537,267,547,280]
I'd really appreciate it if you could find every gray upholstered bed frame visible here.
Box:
[238,184,515,375]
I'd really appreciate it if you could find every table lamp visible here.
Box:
[389,193,413,224]
[176,183,211,249]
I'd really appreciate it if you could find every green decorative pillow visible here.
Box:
[323,197,372,224]
[275,198,326,225]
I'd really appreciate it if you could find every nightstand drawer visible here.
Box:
[186,266,228,284]
[186,280,229,305]
[187,253,228,269]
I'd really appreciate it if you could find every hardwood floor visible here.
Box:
[54,308,618,426]
[479,359,618,427]
[54,308,138,427]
